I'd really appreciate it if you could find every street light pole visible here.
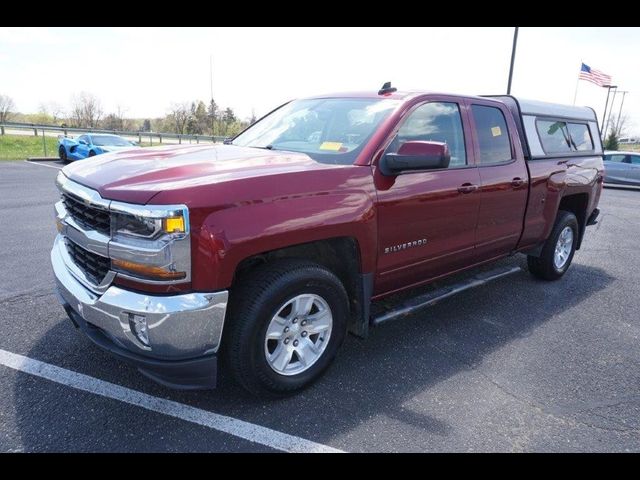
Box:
[605,87,619,139]
[601,85,617,141]
[507,27,519,95]
[210,54,215,139]
[615,91,628,134]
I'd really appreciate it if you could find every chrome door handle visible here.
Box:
[458,183,478,194]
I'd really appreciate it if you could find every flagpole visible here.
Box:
[573,61,582,105]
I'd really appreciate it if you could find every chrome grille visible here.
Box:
[62,193,111,235]
[65,239,111,285]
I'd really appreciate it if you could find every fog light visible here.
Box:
[129,314,150,347]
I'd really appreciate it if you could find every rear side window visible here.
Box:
[537,119,596,154]
[631,155,640,165]
[537,120,572,153]
[470,105,512,164]
[567,123,593,151]
[605,154,627,163]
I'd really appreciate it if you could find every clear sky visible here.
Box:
[1,27,639,134]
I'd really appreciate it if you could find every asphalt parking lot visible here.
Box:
[1,159,639,452]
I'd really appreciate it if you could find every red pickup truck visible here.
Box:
[52,86,604,396]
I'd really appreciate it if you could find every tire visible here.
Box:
[223,259,349,397]
[88,150,96,157]
[58,146,67,162]
[527,210,579,281]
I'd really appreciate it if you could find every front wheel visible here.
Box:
[223,259,349,397]
[58,146,67,162]
[528,210,579,281]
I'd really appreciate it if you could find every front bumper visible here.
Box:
[51,234,228,390]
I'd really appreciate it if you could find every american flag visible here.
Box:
[579,63,612,87]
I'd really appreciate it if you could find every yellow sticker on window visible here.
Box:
[319,142,343,151]
[491,126,502,137]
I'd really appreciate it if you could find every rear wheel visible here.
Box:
[223,259,349,397]
[528,210,579,281]
[88,150,96,157]
[58,146,67,162]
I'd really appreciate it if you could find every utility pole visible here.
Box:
[507,27,519,95]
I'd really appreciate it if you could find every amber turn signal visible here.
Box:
[163,217,185,234]
[112,258,186,280]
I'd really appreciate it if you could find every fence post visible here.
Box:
[178,135,181,145]
[138,133,141,144]
[196,135,199,144]
[1,125,4,135]
[42,129,48,157]
[33,128,38,136]
[159,134,162,144]
[149,134,152,146]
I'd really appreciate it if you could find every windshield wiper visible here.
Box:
[248,144,275,150]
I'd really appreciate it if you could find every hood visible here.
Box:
[97,145,140,152]
[62,144,333,204]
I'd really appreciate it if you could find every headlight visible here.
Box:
[111,206,188,240]
[113,213,163,239]
[109,202,190,283]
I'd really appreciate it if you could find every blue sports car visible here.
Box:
[58,134,140,162]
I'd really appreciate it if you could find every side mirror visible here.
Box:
[223,137,233,145]
[380,140,450,176]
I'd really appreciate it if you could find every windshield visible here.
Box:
[92,135,132,147]
[232,98,400,165]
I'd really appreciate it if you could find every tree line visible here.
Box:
[0,92,255,138]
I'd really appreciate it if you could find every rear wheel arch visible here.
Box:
[557,193,589,249]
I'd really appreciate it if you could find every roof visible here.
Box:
[305,90,504,103]
[299,91,598,123]
[604,150,639,155]
[515,97,597,122]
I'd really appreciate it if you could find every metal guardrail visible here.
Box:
[0,122,227,154]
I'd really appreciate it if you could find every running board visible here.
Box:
[371,266,522,326]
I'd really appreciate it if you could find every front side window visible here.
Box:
[232,98,400,165]
[471,105,512,164]
[605,154,628,163]
[386,102,467,167]
[93,136,132,147]
[630,155,640,165]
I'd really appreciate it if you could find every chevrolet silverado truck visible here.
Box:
[51,86,604,396]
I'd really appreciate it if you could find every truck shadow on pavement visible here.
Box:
[14,260,615,451]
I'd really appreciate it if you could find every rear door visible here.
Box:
[468,100,529,261]
[76,135,91,158]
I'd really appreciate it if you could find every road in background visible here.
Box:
[1,160,639,452]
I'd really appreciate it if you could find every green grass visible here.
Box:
[0,134,59,160]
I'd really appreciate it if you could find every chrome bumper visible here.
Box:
[51,234,228,360]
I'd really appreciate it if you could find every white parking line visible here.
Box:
[23,160,62,170]
[0,348,343,453]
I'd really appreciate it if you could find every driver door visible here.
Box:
[373,97,481,295]
[77,135,91,158]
